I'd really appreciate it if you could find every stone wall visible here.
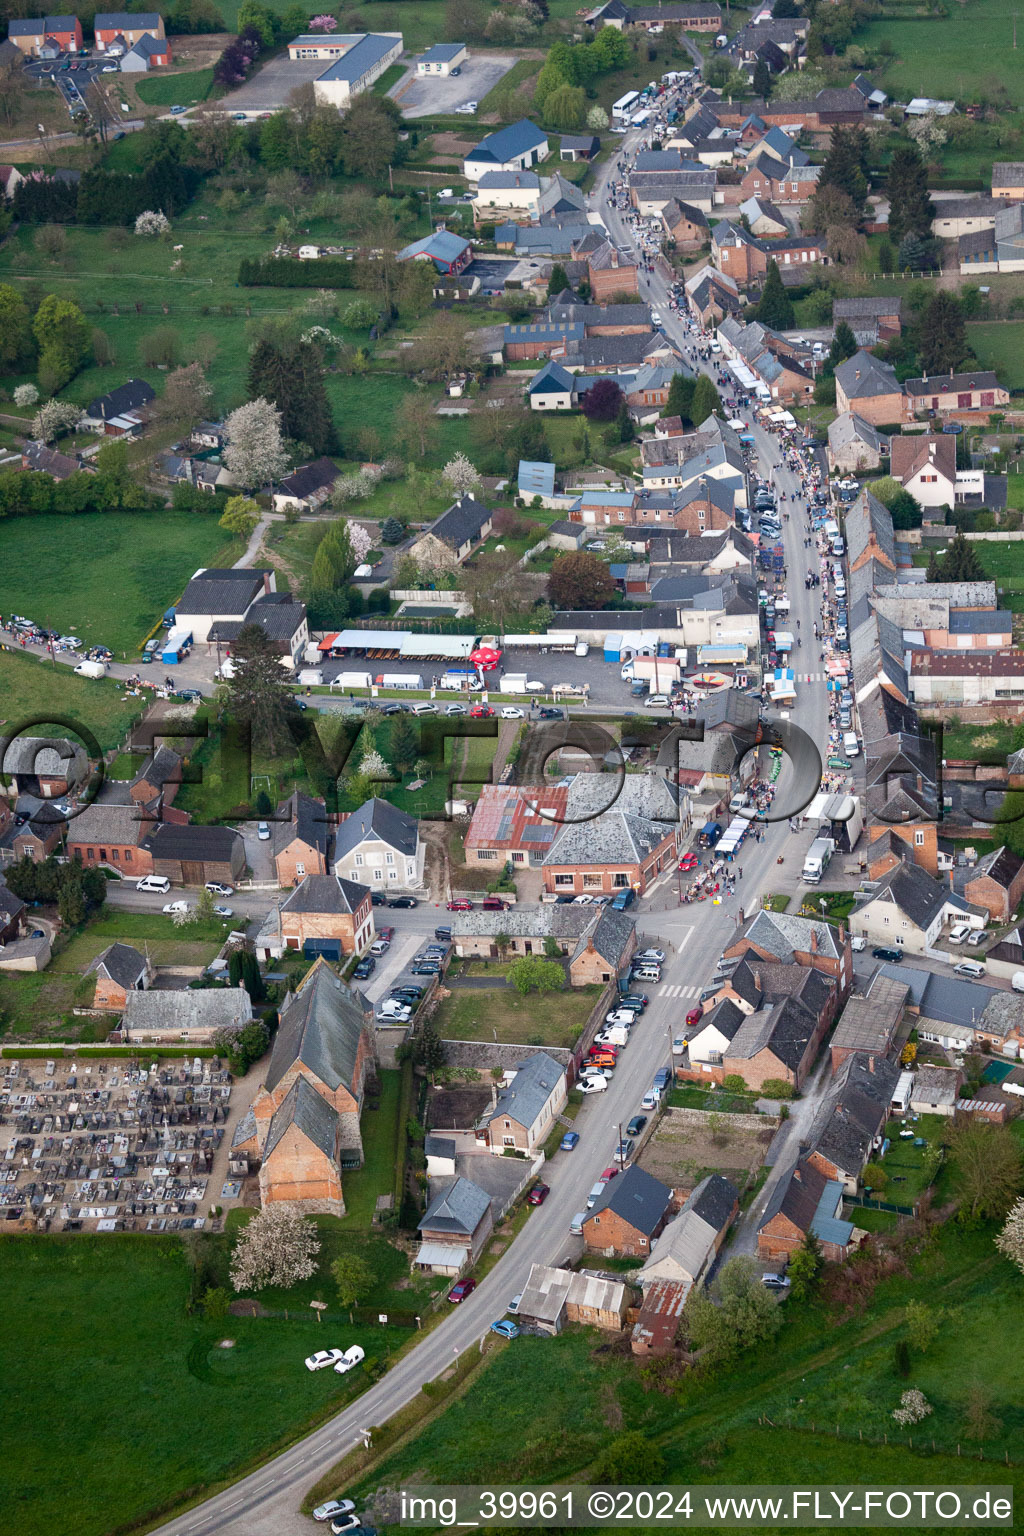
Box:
[663,1103,780,1134]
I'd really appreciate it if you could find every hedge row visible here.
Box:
[238,257,358,289]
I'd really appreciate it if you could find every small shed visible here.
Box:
[604,631,623,662]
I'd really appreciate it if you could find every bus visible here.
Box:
[612,90,640,122]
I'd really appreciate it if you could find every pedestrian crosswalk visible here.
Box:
[658,983,700,999]
[796,671,826,683]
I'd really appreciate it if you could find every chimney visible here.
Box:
[809,927,818,954]
[262,570,272,595]
[867,1054,875,1074]
[754,967,762,991]
[855,369,861,381]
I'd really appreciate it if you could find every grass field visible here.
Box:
[0,650,142,751]
[927,718,1020,763]
[134,67,218,107]
[967,537,1024,610]
[0,1215,438,1536]
[432,982,602,1047]
[339,1220,1024,1525]
[0,511,239,656]
[860,0,1024,111]
[968,321,1024,390]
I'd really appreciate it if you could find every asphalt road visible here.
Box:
[152,128,848,1531]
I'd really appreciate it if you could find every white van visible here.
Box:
[632,965,662,983]
[842,732,860,758]
[948,923,972,946]
[575,641,590,657]
[1013,972,1024,993]
[136,875,171,894]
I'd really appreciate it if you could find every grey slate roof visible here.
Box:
[586,1162,672,1236]
[122,987,251,1034]
[66,801,144,847]
[468,119,548,165]
[86,942,147,989]
[572,905,636,969]
[807,1053,900,1177]
[419,1175,492,1236]
[426,494,492,550]
[2,734,88,781]
[264,1075,339,1163]
[175,568,269,618]
[736,908,844,963]
[275,789,329,857]
[265,960,369,1094]
[0,879,25,927]
[479,1052,565,1131]
[280,874,369,916]
[852,859,951,932]
[834,350,901,402]
[334,797,418,861]
[131,745,182,794]
[904,370,1003,397]
[846,489,896,569]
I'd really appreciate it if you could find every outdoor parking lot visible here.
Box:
[388,52,517,118]
[221,55,326,113]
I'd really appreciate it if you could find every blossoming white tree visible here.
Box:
[996,1196,1024,1274]
[31,399,83,444]
[348,521,373,563]
[14,383,39,408]
[441,451,480,498]
[135,210,171,236]
[223,397,290,490]
[892,1389,932,1426]
[229,1204,322,1292]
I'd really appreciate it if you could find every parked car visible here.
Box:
[387,896,418,908]
[605,1009,637,1027]
[850,936,866,951]
[205,882,233,896]
[872,946,903,963]
[212,905,233,918]
[625,1114,647,1137]
[672,1036,688,1055]
[953,959,986,978]
[527,1183,549,1205]
[411,963,440,977]
[966,929,987,947]
[448,1278,477,1302]
[314,1500,356,1524]
[537,706,563,720]
[560,1130,580,1151]
[636,947,666,963]
[257,821,271,840]
[761,1273,791,1291]
[490,1319,519,1339]
[434,925,452,941]
[353,957,376,979]
[444,702,468,716]
[500,706,524,719]
[612,1138,635,1164]
[369,938,390,955]
[162,900,191,915]
[620,992,648,1010]
[447,899,473,911]
[333,1344,365,1374]
[469,704,494,718]
[305,1348,347,1372]
[578,1074,609,1093]
[331,1516,361,1536]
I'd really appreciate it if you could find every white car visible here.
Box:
[59,635,82,648]
[455,101,477,114]
[369,938,390,955]
[333,1344,365,1374]
[305,1348,347,1372]
[162,900,191,915]
[205,881,233,896]
[646,695,670,708]
[578,1074,609,1093]
[850,935,866,951]
[571,894,593,905]
[378,1004,412,1021]
[257,821,271,840]
[636,947,666,964]
[500,706,524,719]
[313,1500,356,1524]
[672,1036,687,1055]
[605,1009,637,1027]
[507,1292,523,1314]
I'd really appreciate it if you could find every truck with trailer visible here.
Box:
[376,673,422,691]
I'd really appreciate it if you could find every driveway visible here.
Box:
[388,52,518,118]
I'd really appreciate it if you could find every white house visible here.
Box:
[333,797,424,890]
[417,41,466,74]
[528,359,575,411]
[464,119,549,183]
[849,861,978,955]
[310,31,404,109]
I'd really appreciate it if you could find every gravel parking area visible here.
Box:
[389,52,518,118]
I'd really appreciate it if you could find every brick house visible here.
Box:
[712,222,827,286]
[722,910,854,1003]
[660,199,709,250]
[832,296,902,347]
[631,480,735,533]
[8,15,83,54]
[757,1157,856,1262]
[568,905,638,985]
[147,823,245,886]
[845,489,898,574]
[902,371,1009,421]
[0,807,64,865]
[587,239,640,300]
[475,1052,567,1155]
[279,874,373,958]
[829,973,909,1071]
[626,3,722,32]
[448,903,636,986]
[583,1164,673,1257]
[93,11,168,56]
[957,845,1024,922]
[86,941,151,1011]
[416,1176,493,1275]
[805,1052,901,1192]
[464,783,571,867]
[274,789,330,887]
[242,958,375,1214]
[542,779,683,899]
[65,802,154,877]
[0,879,26,945]
[2,734,89,798]
[739,158,820,207]
[129,746,182,810]
[684,959,837,1091]
[834,352,904,428]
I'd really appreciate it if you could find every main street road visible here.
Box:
[157,139,836,1536]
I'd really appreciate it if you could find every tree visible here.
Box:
[0,284,33,371]
[861,1161,888,1192]
[828,319,858,370]
[155,360,213,438]
[215,1018,270,1072]
[229,1205,321,1292]
[753,260,794,330]
[587,104,609,130]
[877,237,895,274]
[803,182,857,238]
[580,377,625,422]
[219,496,260,540]
[380,516,405,546]
[508,956,564,994]
[593,1432,665,1484]
[547,263,571,298]
[962,1380,1001,1443]
[330,1253,375,1322]
[30,399,82,444]
[225,621,296,753]
[819,126,868,217]
[787,1229,822,1301]
[690,373,722,425]
[141,325,181,370]
[929,528,986,583]
[917,291,969,376]
[752,56,772,101]
[897,232,940,273]
[548,549,615,611]
[415,1022,447,1081]
[397,391,438,459]
[135,209,171,237]
[886,141,933,248]
[223,397,289,491]
[248,335,336,454]
[684,1256,782,1365]
[996,1195,1024,1274]
[904,1300,940,1354]
[664,371,696,424]
[32,294,90,392]
[616,400,635,443]
[949,1119,1022,1224]
[543,83,586,131]
[389,713,419,775]
[441,452,480,497]
[341,94,401,182]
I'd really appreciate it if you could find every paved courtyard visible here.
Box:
[388,52,518,118]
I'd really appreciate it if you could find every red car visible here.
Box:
[447,1278,477,1303]
[470,704,494,718]
[378,925,395,941]
[527,1183,549,1206]
[447,899,473,912]
[678,852,699,871]
[599,1166,619,1183]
